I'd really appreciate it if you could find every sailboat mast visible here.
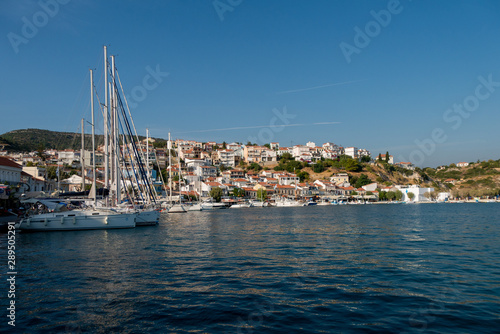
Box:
[178,138,182,205]
[90,69,96,206]
[146,128,149,179]
[103,46,109,193]
[146,128,150,205]
[81,118,85,192]
[168,132,172,206]
[111,55,120,205]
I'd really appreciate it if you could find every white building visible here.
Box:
[261,149,277,162]
[330,173,349,185]
[396,185,434,202]
[196,165,217,179]
[22,166,47,181]
[277,147,292,157]
[0,157,22,184]
[217,149,236,167]
[345,147,358,159]
[306,141,316,148]
[292,145,309,159]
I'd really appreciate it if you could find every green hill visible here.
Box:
[0,129,103,152]
[0,128,166,153]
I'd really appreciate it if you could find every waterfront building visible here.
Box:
[330,173,349,185]
[0,157,22,184]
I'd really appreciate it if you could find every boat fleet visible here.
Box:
[15,46,160,231]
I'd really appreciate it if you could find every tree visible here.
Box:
[379,190,387,201]
[36,143,46,161]
[361,155,371,163]
[385,151,390,163]
[407,192,415,201]
[281,152,293,161]
[210,187,223,202]
[249,162,262,172]
[395,190,403,201]
[378,153,383,161]
[285,160,302,173]
[47,166,57,180]
[353,174,371,188]
[257,188,267,201]
[274,164,285,171]
[345,159,362,172]
[264,143,271,149]
[233,187,245,197]
[313,161,325,173]
[222,141,227,149]
[386,191,396,201]
[296,171,310,182]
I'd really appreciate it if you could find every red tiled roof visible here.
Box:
[0,157,21,169]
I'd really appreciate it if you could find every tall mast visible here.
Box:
[90,69,97,206]
[146,128,149,179]
[146,128,150,205]
[103,46,109,194]
[178,138,182,205]
[111,55,120,205]
[109,81,114,205]
[168,132,172,206]
[81,118,85,192]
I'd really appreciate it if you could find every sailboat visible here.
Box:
[17,60,137,231]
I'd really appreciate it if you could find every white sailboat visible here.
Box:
[17,60,137,231]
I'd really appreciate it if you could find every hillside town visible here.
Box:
[1,136,479,205]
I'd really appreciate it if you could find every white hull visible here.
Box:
[275,200,302,207]
[188,203,203,211]
[16,209,136,231]
[168,204,187,213]
[135,209,160,225]
[230,203,252,208]
[201,203,227,210]
[250,201,266,207]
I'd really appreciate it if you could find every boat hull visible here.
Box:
[135,209,160,226]
[16,210,136,231]
[168,204,187,213]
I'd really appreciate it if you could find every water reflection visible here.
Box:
[11,204,500,333]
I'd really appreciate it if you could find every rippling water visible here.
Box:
[2,203,500,333]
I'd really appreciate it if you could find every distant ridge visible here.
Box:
[0,128,167,152]
[0,129,99,152]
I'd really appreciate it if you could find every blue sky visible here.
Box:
[1,0,499,167]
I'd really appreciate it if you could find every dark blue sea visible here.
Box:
[2,203,500,333]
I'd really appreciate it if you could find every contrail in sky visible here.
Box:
[176,122,340,134]
[276,79,367,94]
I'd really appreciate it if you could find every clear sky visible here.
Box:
[1,0,499,167]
